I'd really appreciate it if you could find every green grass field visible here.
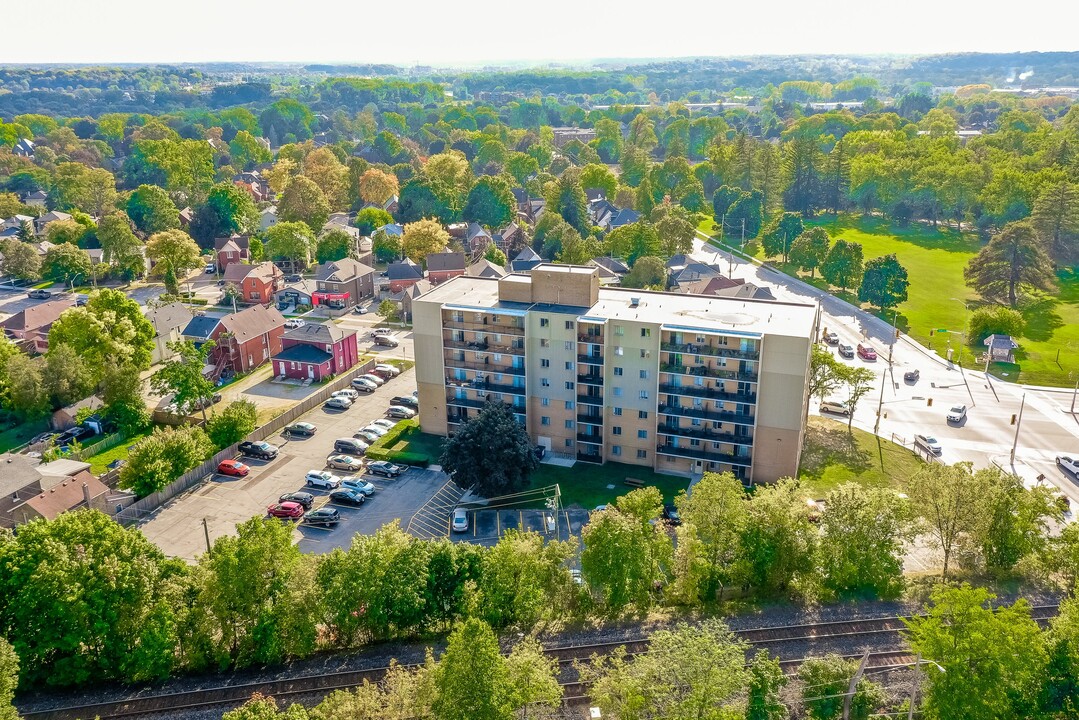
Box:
[0,418,50,454]
[532,461,689,510]
[703,214,1079,387]
[797,416,925,497]
[86,430,153,475]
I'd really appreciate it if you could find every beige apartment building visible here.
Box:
[412,264,820,484]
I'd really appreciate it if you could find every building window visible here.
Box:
[612,445,622,456]
[614,367,623,376]
[541,358,550,367]
[564,340,573,351]
[637,449,647,459]
[540,339,550,348]
[639,410,649,419]
[639,370,649,379]
[692,418,702,427]
[565,321,574,330]
[565,438,574,448]
[613,387,623,397]
[565,400,575,410]
[565,419,574,429]
[615,325,624,336]
[612,426,622,435]
[615,346,624,356]
[541,416,551,426]
[640,349,650,359]
[641,328,651,338]
[613,407,622,416]
[541,398,550,407]
[638,429,648,439]
[639,390,649,399]
[565,381,574,390]
[540,318,549,327]
[565,361,573,370]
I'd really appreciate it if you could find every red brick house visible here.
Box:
[183,305,286,376]
[272,323,359,382]
[222,261,282,305]
[215,235,250,270]
[0,298,75,353]
[386,258,425,293]
[313,258,375,309]
[426,252,467,285]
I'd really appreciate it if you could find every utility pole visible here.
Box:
[1071,380,1078,414]
[907,654,920,720]
[1010,393,1026,464]
[202,517,212,554]
[842,650,871,720]
[875,317,897,435]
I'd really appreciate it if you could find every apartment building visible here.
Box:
[413,264,820,483]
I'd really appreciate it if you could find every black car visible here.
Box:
[904,369,920,382]
[303,508,341,527]
[284,274,302,283]
[238,440,279,459]
[662,504,682,526]
[279,491,314,510]
[56,426,95,447]
[329,489,366,507]
[367,460,405,478]
[390,395,419,410]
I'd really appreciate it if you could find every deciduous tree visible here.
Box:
[48,288,156,375]
[278,175,330,232]
[907,462,990,579]
[798,654,886,720]
[42,242,92,283]
[621,255,667,290]
[355,207,394,236]
[97,213,145,277]
[206,399,258,449]
[463,176,515,228]
[440,399,537,497]
[761,213,804,262]
[358,168,400,208]
[741,480,817,595]
[401,218,450,265]
[119,425,214,496]
[146,229,203,293]
[789,227,830,277]
[265,221,316,271]
[857,253,909,310]
[0,238,41,280]
[820,238,864,292]
[316,228,354,264]
[126,184,179,235]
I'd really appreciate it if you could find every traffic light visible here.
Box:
[929,329,935,336]
[1011,414,1017,425]
[927,398,933,407]
[895,329,900,339]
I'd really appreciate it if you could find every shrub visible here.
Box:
[968,305,1025,344]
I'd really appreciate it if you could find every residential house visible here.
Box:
[492,223,521,254]
[13,138,34,158]
[509,247,543,273]
[233,171,272,203]
[1,455,120,528]
[2,214,36,236]
[222,261,283,305]
[35,210,73,235]
[213,304,287,375]
[0,454,48,528]
[259,206,278,232]
[314,258,375,309]
[382,195,399,215]
[681,275,775,300]
[589,257,630,285]
[426,252,467,285]
[86,248,105,267]
[590,198,639,232]
[466,258,507,279]
[510,188,545,224]
[398,279,433,322]
[178,206,194,227]
[377,223,404,238]
[23,190,47,208]
[30,240,54,257]
[272,322,359,382]
[551,127,596,147]
[145,302,194,364]
[215,235,250,268]
[465,223,492,260]
[0,297,75,353]
[13,471,115,524]
[589,262,621,285]
[274,278,317,310]
[386,258,424,293]
[181,315,221,348]
[670,262,722,291]
[51,395,105,431]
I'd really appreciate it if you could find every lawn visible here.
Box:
[797,416,924,497]
[0,418,50,454]
[396,429,445,461]
[702,213,1079,387]
[532,461,690,510]
[85,429,153,475]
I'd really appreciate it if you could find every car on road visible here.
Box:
[387,405,416,419]
[75,294,89,306]
[205,264,216,274]
[329,489,366,507]
[324,396,353,410]
[374,363,401,377]
[267,502,305,520]
[353,305,367,314]
[354,429,381,444]
[390,395,419,409]
[367,460,406,477]
[27,289,52,299]
[370,419,398,431]
[947,404,967,423]
[303,507,340,527]
[332,388,359,400]
[284,318,306,329]
[821,331,839,345]
[285,422,317,437]
[904,369,920,383]
[374,336,399,348]
[1057,456,1079,476]
[662,504,682,526]
[351,377,377,393]
[838,343,855,359]
[284,274,302,283]
[359,373,385,386]
[340,477,376,496]
[304,470,341,489]
[372,328,393,337]
[239,440,279,459]
[334,437,369,455]
[217,459,250,476]
[820,401,850,416]
[915,434,943,455]
[452,508,469,533]
[857,343,877,361]
[326,454,364,472]
[279,491,314,509]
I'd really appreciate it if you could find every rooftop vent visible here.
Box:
[629,297,640,308]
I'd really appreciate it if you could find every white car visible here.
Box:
[354,429,381,444]
[387,405,416,419]
[370,418,398,431]
[359,373,385,386]
[284,319,306,329]
[351,377,377,393]
[915,434,943,455]
[361,424,389,437]
[324,396,352,410]
[304,470,341,489]
[374,363,401,377]
[326,454,364,472]
[332,388,359,400]
[341,477,376,496]
[452,508,468,532]
[1058,456,1079,476]
[947,404,967,423]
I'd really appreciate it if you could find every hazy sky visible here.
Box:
[1,0,1073,65]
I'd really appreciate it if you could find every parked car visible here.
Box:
[904,369,920,383]
[1058,456,1079,476]
[30,431,57,445]
[361,424,389,437]
[351,377,377,393]
[947,404,967,423]
[359,373,385,386]
[303,507,340,527]
[284,274,302,283]
[340,477,375,496]
[370,419,398,431]
[533,445,546,460]
[324,396,353,410]
[372,328,393,337]
[390,395,419,409]
[332,388,359,400]
[239,440,279,459]
[284,319,306,329]
[821,331,839,345]
[205,263,216,274]
[329,489,366,507]
[304,470,341,489]
[387,405,416,419]
[367,460,405,477]
[820,401,850,416]
[353,305,367,314]
[55,426,95,446]
[27,289,52,299]
[267,502,304,520]
[374,336,399,348]
[857,343,877,361]
[285,422,317,437]
[915,434,943,455]
[326,454,364,472]
[838,343,855,358]
[279,491,314,509]
[75,294,89,306]
[373,363,401,377]
[191,393,223,410]
[217,459,250,477]
[354,429,381,444]
[452,508,469,532]
[334,437,369,455]
[663,504,682,526]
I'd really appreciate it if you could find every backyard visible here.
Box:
[533,461,690,510]
[796,416,924,497]
[702,214,1079,387]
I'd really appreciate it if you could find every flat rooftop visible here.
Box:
[416,275,819,339]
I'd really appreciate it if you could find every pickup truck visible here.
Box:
[238,440,279,459]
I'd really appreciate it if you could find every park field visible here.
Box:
[702,214,1079,387]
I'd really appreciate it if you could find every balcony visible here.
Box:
[447,412,469,425]
[577,416,603,427]
[577,393,604,406]
[658,404,755,426]
[444,339,525,356]
[577,449,603,463]
[661,342,760,361]
[576,432,603,445]
[443,318,525,335]
[446,378,527,396]
[657,443,752,467]
[446,395,527,415]
[577,354,604,365]
[657,424,752,446]
[444,357,526,376]
[577,373,604,386]
[659,383,757,403]
[660,363,758,383]
[578,333,604,344]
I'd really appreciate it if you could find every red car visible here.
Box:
[856,343,877,361]
[267,501,304,519]
[217,459,250,477]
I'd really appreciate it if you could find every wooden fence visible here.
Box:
[113,360,380,527]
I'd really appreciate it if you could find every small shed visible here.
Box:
[984,334,1019,363]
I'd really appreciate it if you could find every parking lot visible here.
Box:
[453,507,592,547]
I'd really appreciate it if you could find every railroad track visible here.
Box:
[20,604,1059,720]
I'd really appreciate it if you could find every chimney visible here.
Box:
[83,482,92,508]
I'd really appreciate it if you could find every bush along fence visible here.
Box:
[113,360,380,526]
[364,418,432,467]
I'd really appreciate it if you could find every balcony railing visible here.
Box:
[444,357,526,376]
[576,433,603,444]
[577,354,604,365]
[446,378,527,396]
[444,339,525,355]
[657,443,752,467]
[658,384,757,403]
[577,416,603,427]
[658,404,755,426]
[577,450,603,463]
[577,373,604,386]
[661,342,760,361]
[577,393,604,406]
[657,424,753,446]
[446,395,527,414]
[578,334,604,344]
[660,363,758,383]
[443,318,525,335]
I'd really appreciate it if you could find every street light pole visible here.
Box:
[1010,393,1026,464]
